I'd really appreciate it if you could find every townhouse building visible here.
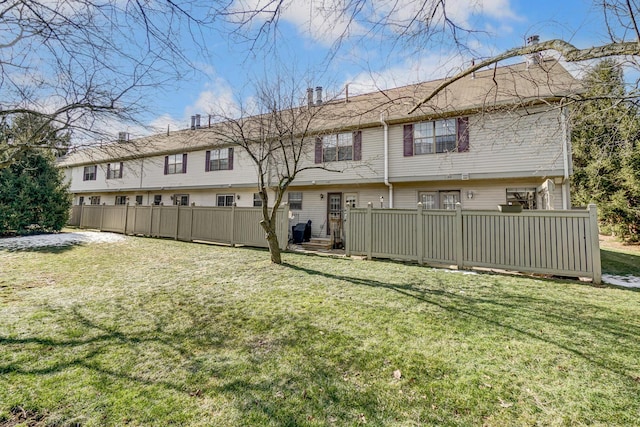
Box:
[59,59,580,238]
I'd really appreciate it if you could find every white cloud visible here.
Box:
[229,0,520,45]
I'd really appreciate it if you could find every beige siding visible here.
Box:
[388,108,565,181]
[296,127,385,184]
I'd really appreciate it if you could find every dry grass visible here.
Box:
[1,235,639,426]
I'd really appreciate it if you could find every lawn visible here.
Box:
[1,236,639,426]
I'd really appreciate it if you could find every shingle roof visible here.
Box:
[59,59,580,167]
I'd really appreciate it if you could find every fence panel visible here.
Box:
[422,210,457,265]
[69,206,82,226]
[191,207,232,243]
[80,206,103,229]
[345,205,601,282]
[233,208,268,248]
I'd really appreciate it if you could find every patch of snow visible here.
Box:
[0,231,126,251]
[435,268,478,275]
[602,274,640,289]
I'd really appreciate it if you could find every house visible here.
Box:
[59,59,580,239]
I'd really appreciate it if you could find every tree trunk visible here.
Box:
[260,219,282,264]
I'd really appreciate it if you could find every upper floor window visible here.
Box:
[404,117,469,157]
[315,131,362,163]
[83,165,97,181]
[164,153,187,175]
[206,148,234,171]
[288,192,302,210]
[107,162,123,179]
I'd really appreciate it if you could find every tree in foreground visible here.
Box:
[571,60,640,242]
[0,115,71,235]
[207,76,343,264]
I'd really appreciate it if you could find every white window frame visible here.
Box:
[217,194,235,207]
[253,193,263,207]
[167,154,183,174]
[323,132,353,162]
[414,119,457,155]
[173,194,189,206]
[418,190,460,210]
[107,162,122,179]
[115,195,127,205]
[83,165,97,181]
[288,192,303,210]
[209,149,230,171]
[506,188,537,210]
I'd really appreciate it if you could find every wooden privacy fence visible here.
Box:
[345,203,602,283]
[69,204,289,250]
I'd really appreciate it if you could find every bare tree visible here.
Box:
[206,75,346,264]
[0,0,212,167]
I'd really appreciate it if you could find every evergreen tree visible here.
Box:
[0,115,71,235]
[571,60,640,241]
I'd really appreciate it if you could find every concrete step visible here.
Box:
[301,238,333,250]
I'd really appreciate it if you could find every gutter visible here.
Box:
[561,105,571,209]
[380,112,393,208]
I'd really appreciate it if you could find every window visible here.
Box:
[217,194,235,207]
[135,195,143,205]
[417,191,460,210]
[83,165,97,181]
[418,192,438,209]
[153,195,162,206]
[345,193,357,208]
[89,196,101,205]
[115,195,127,205]
[288,192,302,210]
[78,196,84,206]
[107,162,123,179]
[173,194,189,206]
[253,193,263,207]
[506,188,537,210]
[440,191,460,210]
[404,117,469,156]
[206,148,234,171]
[323,132,353,162]
[315,131,362,163]
[164,153,187,174]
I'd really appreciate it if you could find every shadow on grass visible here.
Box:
[601,248,640,277]
[283,261,640,384]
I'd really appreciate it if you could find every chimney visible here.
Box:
[525,35,542,68]
[117,132,129,142]
[307,87,314,107]
[190,115,196,130]
[195,114,201,129]
[315,86,323,105]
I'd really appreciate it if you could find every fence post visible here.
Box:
[588,204,602,284]
[123,203,129,234]
[149,205,154,237]
[188,206,194,242]
[175,205,180,240]
[99,204,105,231]
[230,203,236,247]
[344,203,351,256]
[79,203,85,229]
[366,202,373,260]
[455,203,464,270]
[279,203,289,250]
[416,203,424,265]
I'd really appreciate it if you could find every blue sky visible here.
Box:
[142,0,620,134]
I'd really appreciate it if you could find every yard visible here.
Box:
[1,234,639,426]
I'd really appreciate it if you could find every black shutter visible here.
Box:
[107,163,111,178]
[403,124,414,157]
[163,156,168,175]
[205,151,211,172]
[228,147,234,170]
[353,131,362,161]
[182,153,187,173]
[119,162,123,178]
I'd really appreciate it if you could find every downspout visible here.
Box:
[561,105,571,210]
[380,112,393,208]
